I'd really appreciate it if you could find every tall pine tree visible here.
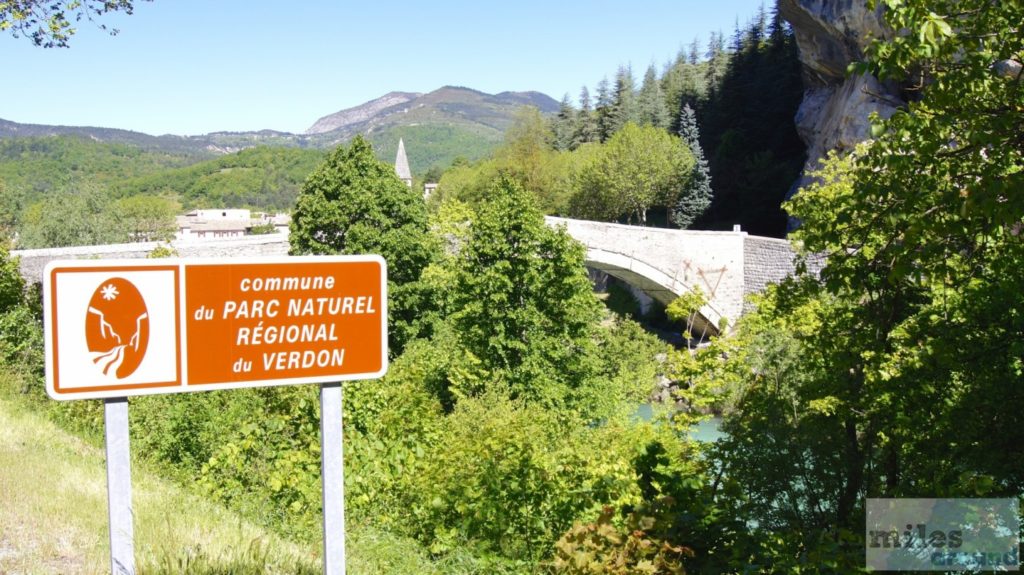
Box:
[698,2,805,236]
[552,93,578,151]
[595,77,615,142]
[637,64,669,129]
[608,65,638,135]
[574,86,599,147]
[672,104,711,228]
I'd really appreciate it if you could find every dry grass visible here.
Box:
[0,396,319,574]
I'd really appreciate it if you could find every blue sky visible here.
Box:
[3,0,770,136]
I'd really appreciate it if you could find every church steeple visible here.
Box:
[394,138,412,187]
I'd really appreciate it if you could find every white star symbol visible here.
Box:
[101,284,119,301]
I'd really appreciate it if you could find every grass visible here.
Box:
[0,382,478,575]
[0,395,319,574]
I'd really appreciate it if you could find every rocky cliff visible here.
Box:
[779,0,903,190]
[306,91,422,135]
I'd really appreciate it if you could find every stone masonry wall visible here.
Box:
[547,217,748,328]
[743,236,800,313]
[13,235,290,284]
[14,223,804,326]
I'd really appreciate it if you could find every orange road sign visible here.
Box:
[43,256,387,400]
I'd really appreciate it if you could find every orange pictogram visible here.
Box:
[85,277,150,379]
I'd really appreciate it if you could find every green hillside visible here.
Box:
[113,146,326,211]
[367,124,501,175]
[0,135,204,202]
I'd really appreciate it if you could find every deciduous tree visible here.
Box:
[452,177,601,407]
[571,123,693,225]
[289,136,438,353]
[0,0,146,48]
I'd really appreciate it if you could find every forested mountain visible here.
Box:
[0,117,218,158]
[443,5,805,237]
[308,87,558,136]
[0,86,560,178]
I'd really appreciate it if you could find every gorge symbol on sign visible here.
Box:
[85,278,150,379]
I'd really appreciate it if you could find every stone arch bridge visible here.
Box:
[14,218,803,337]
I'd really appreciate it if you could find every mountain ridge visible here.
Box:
[0,85,560,173]
[304,85,559,139]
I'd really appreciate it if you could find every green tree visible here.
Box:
[0,180,23,240]
[497,106,554,195]
[608,65,638,135]
[435,108,576,215]
[703,31,728,96]
[571,123,693,225]
[594,77,615,142]
[637,64,669,129]
[0,245,24,315]
[289,136,438,353]
[17,186,125,248]
[573,86,599,148]
[552,94,578,152]
[421,164,445,184]
[662,43,708,133]
[111,194,179,242]
[671,104,712,228]
[0,0,146,48]
[451,177,601,407]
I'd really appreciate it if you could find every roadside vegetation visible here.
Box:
[1,0,1021,573]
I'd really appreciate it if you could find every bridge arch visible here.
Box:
[582,246,725,337]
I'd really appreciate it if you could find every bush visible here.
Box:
[197,386,323,539]
[405,394,676,562]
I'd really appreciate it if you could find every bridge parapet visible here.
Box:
[545,217,803,335]
[13,219,804,337]
[12,234,290,284]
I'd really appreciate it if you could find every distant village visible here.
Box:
[176,139,435,242]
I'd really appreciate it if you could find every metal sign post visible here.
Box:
[320,383,346,575]
[104,397,135,575]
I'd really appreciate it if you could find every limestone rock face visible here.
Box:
[779,0,903,196]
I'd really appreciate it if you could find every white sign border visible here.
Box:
[43,255,389,401]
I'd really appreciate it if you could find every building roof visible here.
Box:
[394,138,412,181]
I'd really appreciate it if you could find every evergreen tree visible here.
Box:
[687,37,700,65]
[662,48,707,133]
[671,104,712,228]
[703,31,728,100]
[608,65,638,135]
[637,64,669,129]
[551,94,578,151]
[697,3,805,237]
[595,77,615,142]
[573,86,599,147]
